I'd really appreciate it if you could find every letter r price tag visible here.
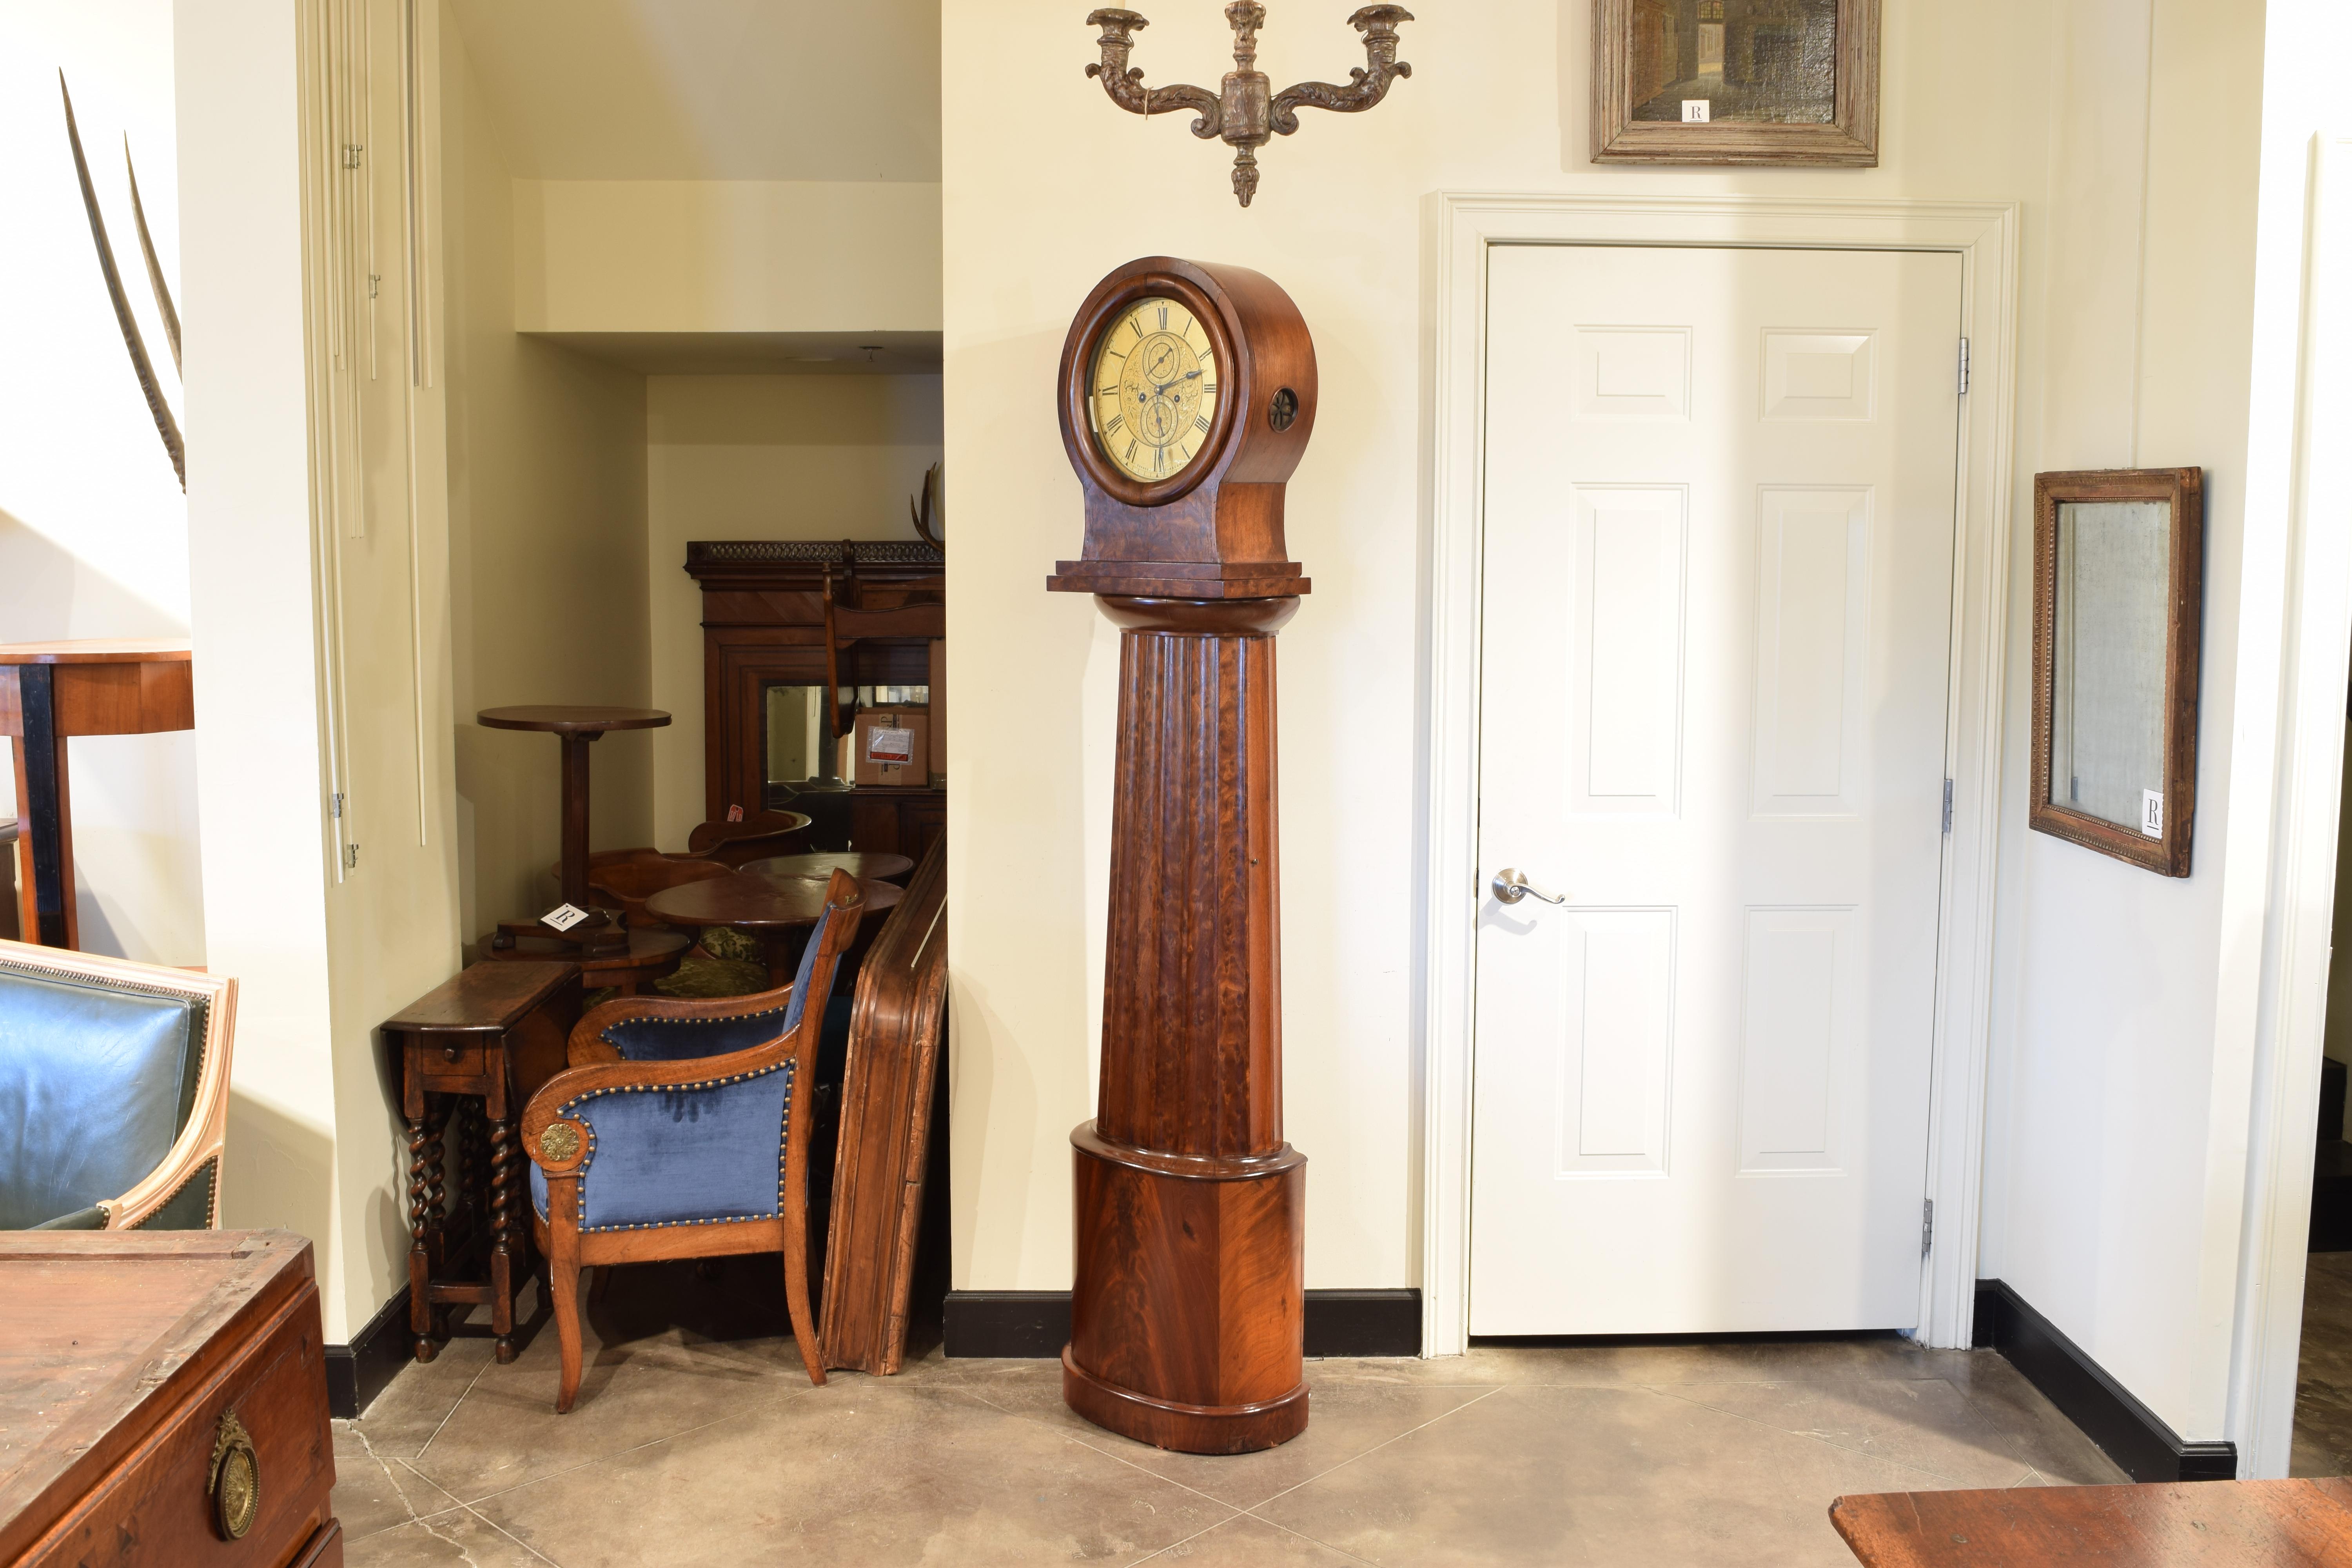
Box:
[1682,100,1711,122]
[542,902,590,933]
[2140,790,2165,839]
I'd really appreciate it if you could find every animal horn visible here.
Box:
[61,74,183,490]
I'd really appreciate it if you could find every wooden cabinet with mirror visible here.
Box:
[687,541,946,865]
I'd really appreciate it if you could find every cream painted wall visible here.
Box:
[942,0,2072,1299]
[443,0,941,182]
[644,374,941,848]
[443,12,656,937]
[515,181,944,335]
[1973,0,2271,1443]
[0,2,203,964]
[177,0,466,1340]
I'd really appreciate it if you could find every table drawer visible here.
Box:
[413,1037,490,1085]
[22,1283,336,1567]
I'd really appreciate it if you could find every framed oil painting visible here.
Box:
[1592,0,1880,165]
[2029,468,2205,877]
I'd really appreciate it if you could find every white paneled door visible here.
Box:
[1470,245,1964,1334]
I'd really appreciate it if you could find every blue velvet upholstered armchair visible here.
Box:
[522,869,865,1412]
[0,939,237,1231]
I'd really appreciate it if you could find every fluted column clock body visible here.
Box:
[1049,258,1317,1454]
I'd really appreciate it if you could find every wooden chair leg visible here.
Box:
[548,1181,584,1413]
[782,1245,826,1387]
[781,1092,826,1388]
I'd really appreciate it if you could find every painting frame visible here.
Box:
[1591,0,1881,166]
[2028,468,2205,878]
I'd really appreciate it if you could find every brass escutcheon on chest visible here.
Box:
[207,1409,260,1539]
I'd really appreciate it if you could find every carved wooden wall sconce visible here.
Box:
[1085,3,1414,207]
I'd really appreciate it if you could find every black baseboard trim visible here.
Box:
[944,1288,1422,1360]
[326,1287,412,1419]
[1973,1279,2236,1483]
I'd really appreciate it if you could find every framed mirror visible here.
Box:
[2029,468,2204,876]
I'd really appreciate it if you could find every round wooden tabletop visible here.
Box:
[644,873,904,931]
[740,851,915,884]
[476,705,672,735]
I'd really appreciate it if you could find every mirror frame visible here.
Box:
[2029,466,2205,876]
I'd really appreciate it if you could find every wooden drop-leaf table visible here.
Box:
[384,960,583,1364]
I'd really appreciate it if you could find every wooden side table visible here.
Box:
[740,850,916,885]
[384,960,582,1363]
[0,640,193,949]
[644,873,904,988]
[477,705,670,955]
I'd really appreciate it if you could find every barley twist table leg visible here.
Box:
[491,1112,519,1363]
[407,1103,439,1361]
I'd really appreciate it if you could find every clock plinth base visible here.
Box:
[1063,1125,1307,1455]
[1046,561,1311,599]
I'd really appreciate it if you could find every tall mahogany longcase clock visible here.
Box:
[1048,257,1317,1454]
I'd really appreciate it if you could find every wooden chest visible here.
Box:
[0,1230,340,1567]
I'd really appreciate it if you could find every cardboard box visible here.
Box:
[842,708,930,787]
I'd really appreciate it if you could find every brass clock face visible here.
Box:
[1088,296,1220,484]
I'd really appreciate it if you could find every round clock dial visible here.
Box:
[1088,296,1221,484]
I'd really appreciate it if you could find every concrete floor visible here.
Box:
[332,1267,2125,1567]
[2295,1250,2352,1477]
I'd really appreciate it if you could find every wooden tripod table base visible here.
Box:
[1064,1123,1308,1454]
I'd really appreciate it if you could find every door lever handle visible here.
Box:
[1491,868,1568,907]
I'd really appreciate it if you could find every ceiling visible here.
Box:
[446,0,941,182]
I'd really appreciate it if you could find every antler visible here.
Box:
[1270,6,1414,134]
[61,74,183,491]
[909,463,944,552]
[1084,10,1222,138]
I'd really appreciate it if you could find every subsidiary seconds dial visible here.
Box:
[1089,296,1221,483]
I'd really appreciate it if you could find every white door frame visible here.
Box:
[2225,134,2352,1477]
[1418,194,2021,1356]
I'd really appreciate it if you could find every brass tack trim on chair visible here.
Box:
[556,1061,796,1234]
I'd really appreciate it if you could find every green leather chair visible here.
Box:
[0,939,236,1230]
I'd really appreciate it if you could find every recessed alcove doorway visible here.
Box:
[437,0,945,931]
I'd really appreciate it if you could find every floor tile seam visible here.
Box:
[1120,1505,1248,1565]
[460,1501,567,1567]
[1639,1383,2027,1489]
[400,1501,563,1566]
[1235,1512,1393,1567]
[1236,1384,1517,1515]
[334,1417,460,1540]
[407,1351,498,1461]
[1035,1419,1255,1512]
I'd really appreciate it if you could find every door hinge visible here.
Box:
[331,792,345,819]
[1957,338,1971,396]
[1922,1198,1935,1256]
[343,143,364,170]
[344,843,359,871]
[1942,779,1954,834]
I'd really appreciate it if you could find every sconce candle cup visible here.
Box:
[1085,3,1414,206]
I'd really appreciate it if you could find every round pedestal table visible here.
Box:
[477,705,670,954]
